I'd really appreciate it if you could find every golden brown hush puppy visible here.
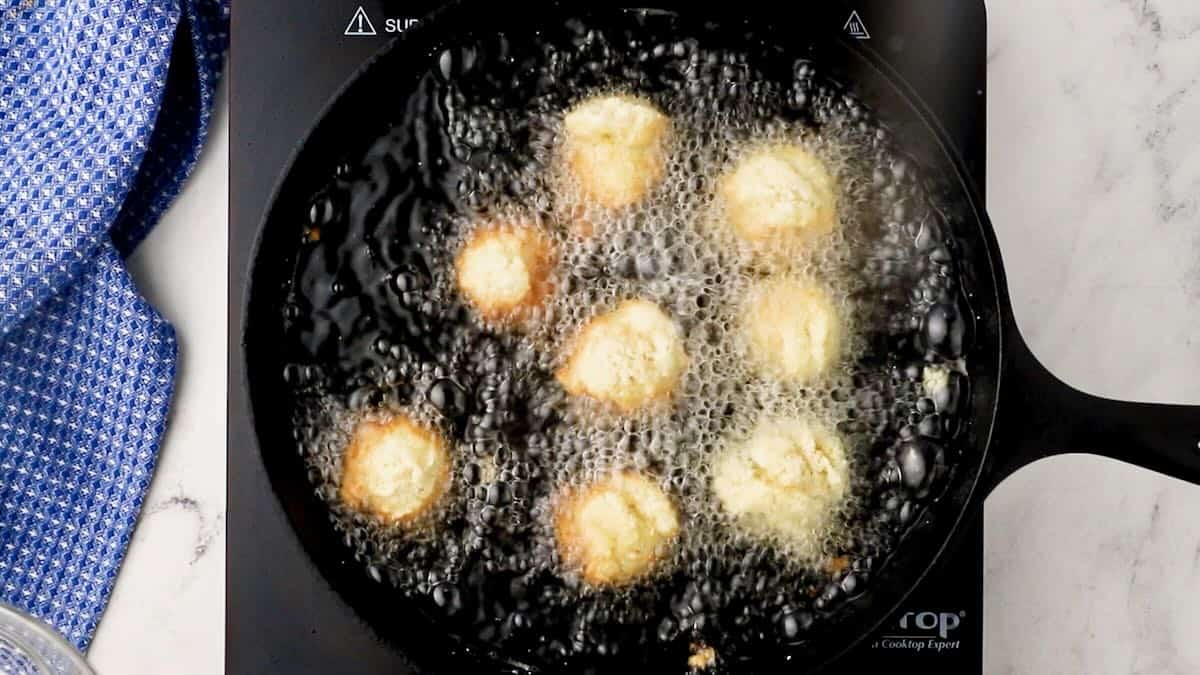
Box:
[455,223,556,324]
[741,277,844,385]
[563,94,671,209]
[556,299,689,412]
[720,144,838,248]
[340,413,451,526]
[554,471,681,586]
[712,416,850,554]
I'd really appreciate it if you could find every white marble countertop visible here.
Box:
[87,0,1200,672]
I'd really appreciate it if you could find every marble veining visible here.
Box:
[143,489,222,566]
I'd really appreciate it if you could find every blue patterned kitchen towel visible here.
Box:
[0,0,228,650]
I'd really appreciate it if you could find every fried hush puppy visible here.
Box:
[719,143,838,249]
[556,299,689,412]
[339,413,451,526]
[741,277,844,385]
[562,94,671,209]
[712,417,850,554]
[455,222,556,324]
[554,471,681,586]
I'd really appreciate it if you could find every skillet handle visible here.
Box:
[983,323,1200,493]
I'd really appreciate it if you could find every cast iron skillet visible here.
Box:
[241,1,1200,672]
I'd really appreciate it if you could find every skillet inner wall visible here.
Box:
[241,1,1004,672]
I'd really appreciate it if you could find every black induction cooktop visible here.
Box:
[228,2,987,672]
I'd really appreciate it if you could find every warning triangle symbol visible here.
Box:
[345,6,377,36]
[844,11,870,40]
